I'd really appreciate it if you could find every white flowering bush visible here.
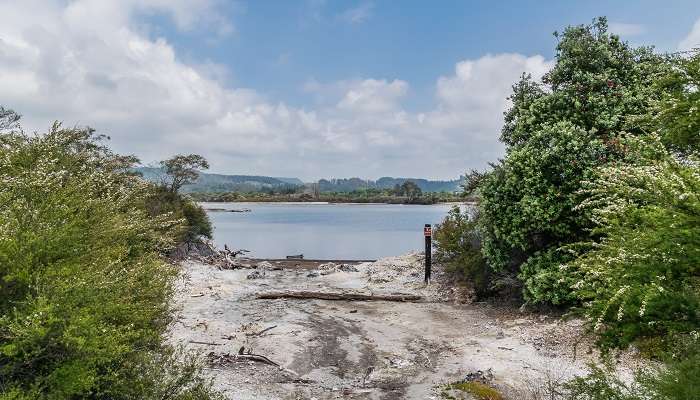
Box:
[0,123,220,399]
[567,134,699,349]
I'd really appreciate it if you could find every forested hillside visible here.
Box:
[135,167,303,193]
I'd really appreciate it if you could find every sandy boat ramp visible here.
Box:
[168,253,642,400]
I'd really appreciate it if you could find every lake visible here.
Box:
[201,202,457,260]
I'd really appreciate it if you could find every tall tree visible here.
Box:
[160,154,209,193]
[400,181,422,202]
[475,18,670,304]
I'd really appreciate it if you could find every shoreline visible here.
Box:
[200,200,470,206]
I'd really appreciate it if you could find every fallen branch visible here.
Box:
[207,351,280,367]
[189,340,221,346]
[256,291,422,302]
[248,325,277,337]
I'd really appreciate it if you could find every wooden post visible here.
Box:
[424,224,432,284]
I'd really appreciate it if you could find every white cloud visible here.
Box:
[337,79,407,113]
[609,22,645,37]
[679,18,700,51]
[339,3,374,24]
[0,0,553,180]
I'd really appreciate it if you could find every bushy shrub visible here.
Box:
[567,134,700,349]
[144,186,213,242]
[475,18,668,305]
[479,122,608,303]
[0,125,219,399]
[519,248,579,306]
[433,206,493,298]
[564,336,700,400]
[641,51,700,154]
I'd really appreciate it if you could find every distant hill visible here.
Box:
[134,167,462,194]
[134,167,303,193]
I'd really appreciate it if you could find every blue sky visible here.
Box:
[158,0,699,110]
[2,1,700,180]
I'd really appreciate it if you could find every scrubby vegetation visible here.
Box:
[442,381,504,400]
[189,186,463,204]
[0,114,218,398]
[434,17,699,398]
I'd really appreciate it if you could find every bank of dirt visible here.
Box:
[168,253,645,400]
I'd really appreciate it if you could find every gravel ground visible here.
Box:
[168,254,645,400]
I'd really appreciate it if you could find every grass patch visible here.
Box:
[442,381,504,400]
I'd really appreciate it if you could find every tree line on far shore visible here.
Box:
[188,180,465,204]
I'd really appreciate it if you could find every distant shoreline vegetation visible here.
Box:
[133,167,464,194]
[187,188,468,205]
[133,166,467,204]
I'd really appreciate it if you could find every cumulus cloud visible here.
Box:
[0,0,552,180]
[337,79,408,113]
[679,17,700,51]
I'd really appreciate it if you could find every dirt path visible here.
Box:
[169,254,642,400]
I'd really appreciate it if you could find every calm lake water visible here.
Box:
[201,202,457,260]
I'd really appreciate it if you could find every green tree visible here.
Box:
[161,154,210,193]
[400,180,422,202]
[476,17,668,304]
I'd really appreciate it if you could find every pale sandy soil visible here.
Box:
[168,254,645,400]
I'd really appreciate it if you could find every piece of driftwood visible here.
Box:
[248,325,277,337]
[189,340,221,346]
[208,351,280,367]
[256,291,422,302]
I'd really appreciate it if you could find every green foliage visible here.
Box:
[518,247,579,305]
[145,186,213,242]
[394,181,423,202]
[566,135,700,348]
[442,381,504,400]
[319,176,461,193]
[433,206,492,298]
[564,364,643,400]
[188,188,460,204]
[640,336,700,400]
[479,122,609,303]
[642,50,700,154]
[0,124,219,399]
[564,337,700,400]
[161,154,210,193]
[476,17,668,304]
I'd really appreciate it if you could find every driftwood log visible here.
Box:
[207,351,280,367]
[256,291,422,302]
